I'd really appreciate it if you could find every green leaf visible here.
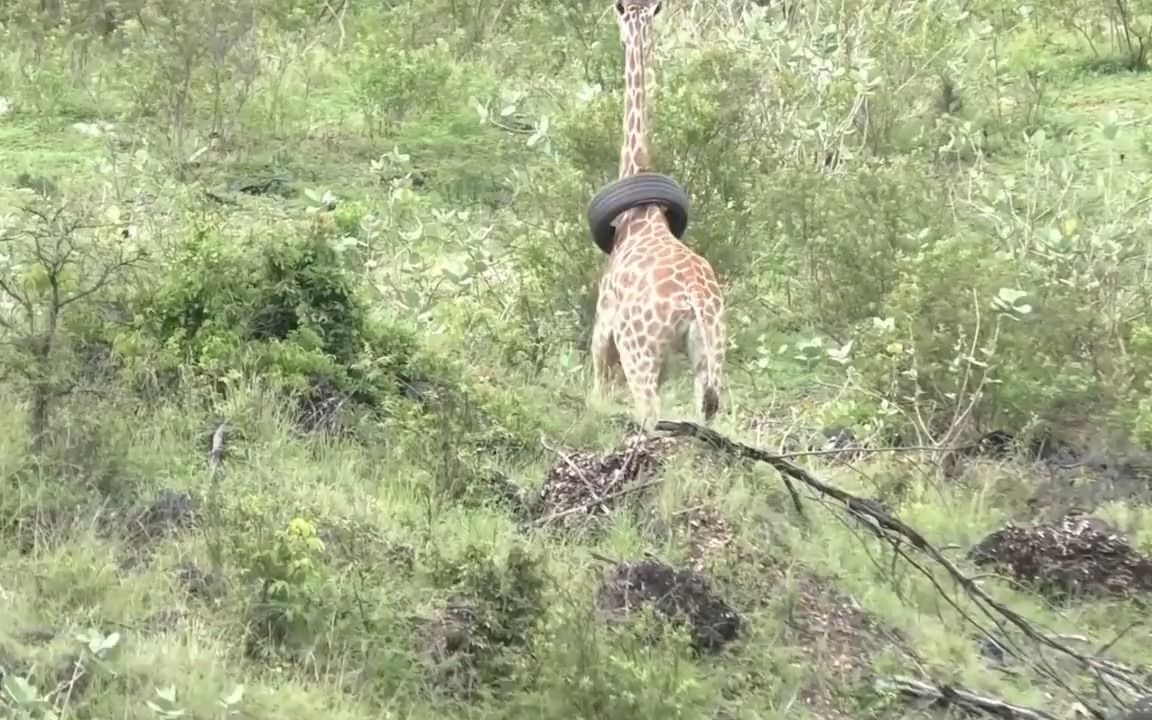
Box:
[99,631,121,653]
[826,344,853,365]
[995,288,1028,305]
[3,675,41,705]
[220,684,245,707]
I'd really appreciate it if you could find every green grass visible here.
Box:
[4,374,1151,718]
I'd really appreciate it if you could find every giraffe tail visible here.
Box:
[687,291,723,422]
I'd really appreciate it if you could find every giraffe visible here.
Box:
[589,0,728,432]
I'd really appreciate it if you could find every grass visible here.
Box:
[4,375,1151,718]
[2,3,1152,719]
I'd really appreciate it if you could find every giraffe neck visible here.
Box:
[618,15,653,178]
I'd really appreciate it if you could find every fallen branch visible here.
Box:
[655,420,1151,719]
[876,676,1058,720]
[533,478,665,528]
[775,443,957,460]
[205,422,229,574]
[208,423,228,475]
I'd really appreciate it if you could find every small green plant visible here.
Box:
[2,675,56,719]
[0,628,122,718]
[230,511,329,657]
[75,628,121,679]
[425,542,550,689]
[145,685,184,719]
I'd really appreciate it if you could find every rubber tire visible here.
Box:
[586,172,691,255]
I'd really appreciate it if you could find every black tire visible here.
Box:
[586,172,691,254]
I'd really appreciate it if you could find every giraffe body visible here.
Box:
[589,0,728,431]
[591,206,726,430]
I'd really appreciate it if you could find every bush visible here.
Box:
[112,219,423,416]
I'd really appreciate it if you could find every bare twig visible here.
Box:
[208,423,228,475]
[655,420,1151,719]
[542,436,607,506]
[205,423,229,574]
[774,443,972,460]
[876,676,1059,720]
[532,477,665,528]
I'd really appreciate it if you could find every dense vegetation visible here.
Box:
[2,0,1152,717]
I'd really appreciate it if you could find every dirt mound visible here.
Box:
[1122,696,1152,718]
[645,504,738,572]
[12,490,197,559]
[174,561,223,602]
[453,469,531,520]
[680,506,737,571]
[595,557,742,654]
[9,505,78,554]
[941,429,1152,514]
[112,489,200,573]
[125,489,199,543]
[967,511,1152,600]
[784,571,911,719]
[418,545,546,698]
[295,375,349,434]
[716,542,906,719]
[318,522,416,573]
[533,434,685,529]
[423,599,485,698]
[943,429,1152,490]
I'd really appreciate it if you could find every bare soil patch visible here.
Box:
[783,571,908,719]
[594,557,743,654]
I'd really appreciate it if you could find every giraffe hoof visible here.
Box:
[587,172,691,254]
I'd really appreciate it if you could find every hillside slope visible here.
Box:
[2,1,1152,718]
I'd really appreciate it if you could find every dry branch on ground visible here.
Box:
[532,434,684,529]
[655,420,1151,720]
[875,676,1059,720]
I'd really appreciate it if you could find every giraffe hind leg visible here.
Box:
[619,338,664,433]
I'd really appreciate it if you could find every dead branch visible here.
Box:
[205,422,229,574]
[532,477,665,528]
[208,423,229,475]
[774,442,975,460]
[655,420,1151,719]
[876,676,1059,720]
